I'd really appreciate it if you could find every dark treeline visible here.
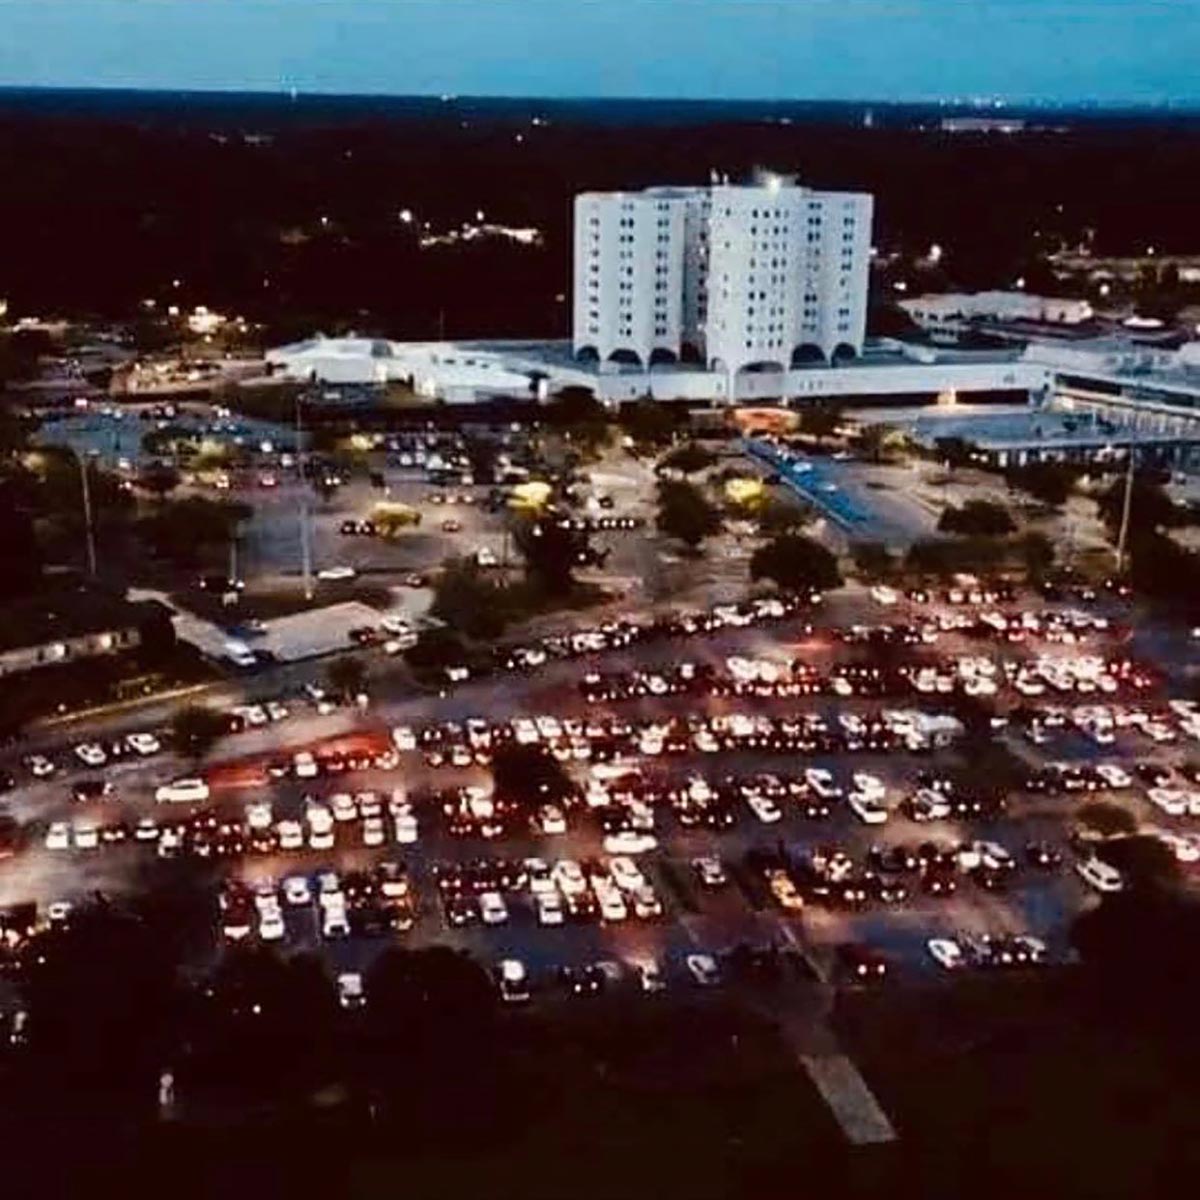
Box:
[1,90,1198,339]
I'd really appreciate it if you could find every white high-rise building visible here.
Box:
[573,176,873,376]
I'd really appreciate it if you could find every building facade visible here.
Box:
[573,177,873,375]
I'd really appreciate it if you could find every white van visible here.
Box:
[1075,856,1124,894]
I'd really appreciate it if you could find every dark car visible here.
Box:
[836,943,888,982]
[560,964,604,997]
[1024,840,1064,869]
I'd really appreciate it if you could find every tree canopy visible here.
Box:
[938,499,1016,537]
[431,556,509,641]
[171,704,229,759]
[660,440,716,476]
[750,533,843,593]
[656,479,722,550]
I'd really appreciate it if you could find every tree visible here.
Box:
[1007,461,1079,508]
[137,462,180,500]
[1096,835,1180,892]
[137,497,249,565]
[851,540,897,580]
[492,743,574,810]
[171,705,229,759]
[797,404,843,444]
[0,477,42,601]
[431,557,509,641]
[856,423,909,464]
[371,502,421,538]
[660,440,715,476]
[1016,530,1056,580]
[326,655,367,701]
[757,496,811,535]
[404,627,470,677]
[1095,473,1189,537]
[19,900,180,1099]
[1125,530,1200,603]
[656,480,721,551]
[906,536,1006,577]
[618,398,679,449]
[1077,801,1137,840]
[750,534,843,593]
[933,436,978,470]
[513,514,591,595]
[938,499,1016,537]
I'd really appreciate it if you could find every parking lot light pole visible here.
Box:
[296,392,313,600]
[77,451,97,577]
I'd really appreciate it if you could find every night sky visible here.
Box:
[0,0,1194,104]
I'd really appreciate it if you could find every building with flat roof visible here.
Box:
[573,175,873,375]
[900,291,1093,340]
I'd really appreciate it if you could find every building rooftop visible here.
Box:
[0,585,170,654]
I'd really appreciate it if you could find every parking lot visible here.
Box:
[4,580,1198,1008]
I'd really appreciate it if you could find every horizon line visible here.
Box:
[0,83,1197,111]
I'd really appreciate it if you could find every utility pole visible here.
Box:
[1115,436,1137,575]
[296,392,313,599]
[77,452,97,577]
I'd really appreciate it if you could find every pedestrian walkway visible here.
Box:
[801,1053,898,1145]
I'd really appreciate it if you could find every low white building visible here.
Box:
[901,291,1093,339]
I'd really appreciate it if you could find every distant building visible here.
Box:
[0,586,174,678]
[940,117,1026,134]
[572,175,874,375]
[901,291,1093,339]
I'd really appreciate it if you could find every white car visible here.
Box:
[852,771,886,799]
[134,817,160,843]
[26,755,55,778]
[1148,787,1188,817]
[306,805,335,850]
[318,565,357,581]
[537,893,565,926]
[44,821,71,851]
[234,704,268,727]
[363,817,386,847]
[293,751,319,779]
[72,821,99,850]
[277,819,304,850]
[745,792,783,824]
[154,777,210,804]
[847,791,889,825]
[258,900,285,942]
[321,898,351,938]
[602,831,658,855]
[283,875,312,905]
[595,882,628,923]
[479,891,509,925]
[609,856,645,892]
[124,732,161,756]
[74,742,107,768]
[330,793,358,823]
[245,801,273,830]
[686,953,720,987]
[1076,855,1124,893]
[393,813,419,844]
[536,804,567,836]
[554,859,588,896]
[871,585,900,606]
[265,701,289,722]
[632,886,663,919]
[804,768,843,800]
[1095,763,1133,789]
[634,959,667,993]
[392,725,417,751]
[337,972,365,1010]
[927,938,964,970]
[497,958,530,1003]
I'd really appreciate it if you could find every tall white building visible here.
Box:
[573,176,873,375]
